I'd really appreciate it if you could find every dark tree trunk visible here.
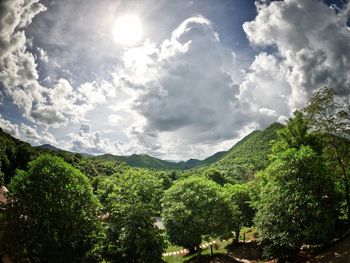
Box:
[233,227,240,244]
[188,246,196,254]
[196,245,201,257]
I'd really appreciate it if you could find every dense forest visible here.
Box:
[1,87,350,262]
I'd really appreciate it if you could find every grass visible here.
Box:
[240,227,260,241]
[163,239,232,263]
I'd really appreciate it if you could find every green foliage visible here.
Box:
[224,183,255,243]
[95,153,178,169]
[96,169,164,214]
[253,115,338,259]
[1,109,346,262]
[0,123,283,187]
[272,111,323,155]
[212,123,284,182]
[274,111,309,150]
[92,170,165,262]
[96,200,164,263]
[0,128,38,184]
[162,176,233,250]
[77,158,128,178]
[0,155,101,262]
[304,87,348,138]
[204,168,227,185]
[304,87,350,221]
[95,151,227,170]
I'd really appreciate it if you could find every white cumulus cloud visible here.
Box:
[241,0,350,123]
[113,16,251,159]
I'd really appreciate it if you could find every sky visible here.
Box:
[0,0,350,161]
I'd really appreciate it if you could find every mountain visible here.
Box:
[95,149,228,170]
[0,122,284,177]
[211,122,284,181]
[200,151,227,165]
[94,123,283,172]
[94,153,180,169]
[37,144,62,152]
[95,154,205,170]
[37,144,92,157]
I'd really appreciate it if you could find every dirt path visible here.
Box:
[163,240,219,257]
[164,231,350,262]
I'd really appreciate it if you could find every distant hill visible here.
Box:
[201,151,227,165]
[94,150,226,170]
[37,144,92,157]
[37,144,62,152]
[94,153,180,169]
[94,123,283,173]
[211,122,284,181]
[0,128,127,183]
[0,123,284,178]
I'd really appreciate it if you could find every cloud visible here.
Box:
[77,81,109,105]
[31,105,68,126]
[115,16,250,158]
[0,0,47,115]
[19,124,41,142]
[0,114,20,138]
[0,1,258,159]
[4,0,349,161]
[108,114,123,125]
[36,47,48,63]
[239,52,291,119]
[0,0,47,57]
[79,123,91,134]
[69,124,115,155]
[0,114,57,145]
[241,0,350,122]
[0,1,113,127]
[27,78,115,126]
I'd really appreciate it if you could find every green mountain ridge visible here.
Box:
[94,149,227,170]
[84,122,284,171]
[211,122,284,181]
[0,122,284,182]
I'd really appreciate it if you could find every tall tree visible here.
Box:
[162,176,233,252]
[304,87,350,221]
[93,170,165,263]
[224,183,255,243]
[0,155,101,262]
[254,113,337,260]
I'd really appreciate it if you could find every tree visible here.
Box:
[304,87,350,222]
[93,170,165,262]
[162,176,233,252]
[275,111,309,150]
[205,168,227,186]
[254,114,337,260]
[0,155,101,262]
[224,183,255,243]
[95,199,164,263]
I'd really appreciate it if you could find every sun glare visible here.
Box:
[112,15,143,46]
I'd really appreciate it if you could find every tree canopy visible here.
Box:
[304,87,350,222]
[224,183,255,243]
[162,176,233,250]
[92,170,165,262]
[0,155,101,262]
[253,113,338,259]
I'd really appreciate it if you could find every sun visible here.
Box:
[112,15,143,46]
